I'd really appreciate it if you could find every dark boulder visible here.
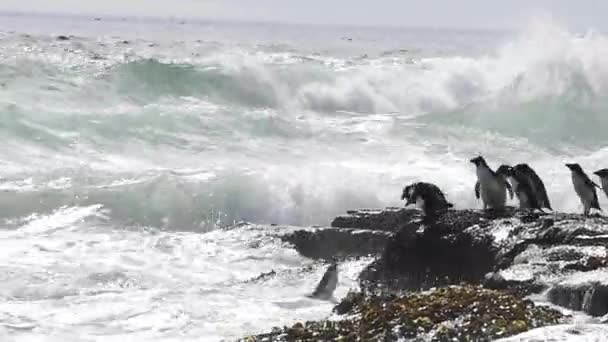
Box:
[280,227,391,260]
[331,207,420,231]
[359,209,503,292]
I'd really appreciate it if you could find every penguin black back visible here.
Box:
[594,169,608,200]
[401,182,453,216]
[513,164,552,210]
[498,165,541,210]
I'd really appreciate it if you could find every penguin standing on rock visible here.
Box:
[566,163,601,216]
[470,156,513,210]
[401,182,453,217]
[496,165,541,210]
[513,164,552,210]
[594,169,608,201]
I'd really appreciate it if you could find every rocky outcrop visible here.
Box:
[546,273,608,316]
[280,227,391,260]
[266,207,608,341]
[330,207,419,231]
[342,209,608,316]
[242,285,564,342]
[359,209,505,292]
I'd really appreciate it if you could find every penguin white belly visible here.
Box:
[477,168,506,208]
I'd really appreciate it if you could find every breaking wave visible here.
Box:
[0,18,608,229]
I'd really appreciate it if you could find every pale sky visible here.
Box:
[3,0,608,30]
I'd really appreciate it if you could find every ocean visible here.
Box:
[0,12,607,341]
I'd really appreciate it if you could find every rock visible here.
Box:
[283,208,608,318]
[241,285,565,341]
[490,215,608,315]
[496,324,608,341]
[547,272,608,316]
[359,209,503,292]
[351,209,608,316]
[56,35,70,41]
[331,208,420,231]
[281,227,390,260]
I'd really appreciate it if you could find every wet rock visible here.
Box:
[245,270,277,283]
[56,35,70,41]
[242,285,565,341]
[285,208,608,317]
[547,275,608,316]
[359,209,500,292]
[281,227,390,260]
[496,324,608,341]
[349,209,608,310]
[331,207,419,231]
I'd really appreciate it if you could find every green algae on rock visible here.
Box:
[241,285,565,342]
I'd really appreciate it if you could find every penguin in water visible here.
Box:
[513,164,552,210]
[566,163,601,216]
[496,165,541,210]
[593,169,608,200]
[470,156,513,210]
[307,263,338,301]
[401,182,453,217]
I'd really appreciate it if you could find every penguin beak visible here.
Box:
[565,163,573,169]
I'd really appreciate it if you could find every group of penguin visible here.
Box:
[402,156,608,217]
[309,156,608,302]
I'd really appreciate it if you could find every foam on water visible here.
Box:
[0,204,371,340]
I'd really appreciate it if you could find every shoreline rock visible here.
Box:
[280,227,391,260]
[263,207,608,340]
[242,285,565,342]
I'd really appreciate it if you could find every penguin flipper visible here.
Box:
[585,178,600,189]
[475,181,480,199]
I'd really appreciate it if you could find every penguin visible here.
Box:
[401,182,453,216]
[307,263,338,301]
[496,165,541,210]
[565,163,601,216]
[513,164,552,210]
[593,169,608,200]
[470,156,513,210]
